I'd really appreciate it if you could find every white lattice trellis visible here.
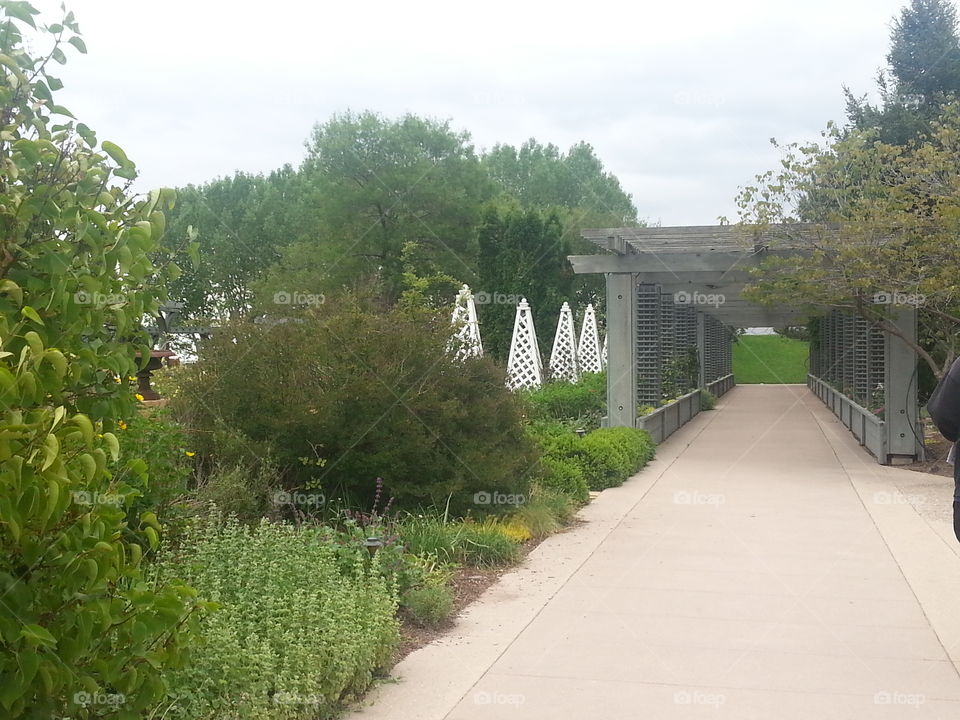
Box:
[601,332,608,369]
[506,298,543,390]
[549,302,580,382]
[577,303,602,374]
[449,284,483,359]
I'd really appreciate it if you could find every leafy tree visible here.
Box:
[161,168,298,322]
[482,140,640,311]
[735,106,960,379]
[845,0,960,144]
[0,5,200,716]
[476,205,573,361]
[279,111,492,304]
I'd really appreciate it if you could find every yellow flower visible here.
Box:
[185,451,195,457]
[117,420,128,430]
[135,393,144,402]
[127,376,137,381]
[114,376,122,384]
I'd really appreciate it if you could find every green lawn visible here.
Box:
[732,335,809,383]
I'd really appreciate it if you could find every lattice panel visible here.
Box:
[636,283,662,407]
[549,302,580,383]
[449,284,483,360]
[506,298,543,391]
[578,303,603,374]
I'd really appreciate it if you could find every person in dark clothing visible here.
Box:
[926,357,960,542]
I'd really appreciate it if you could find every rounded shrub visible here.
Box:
[173,297,538,515]
[539,455,589,502]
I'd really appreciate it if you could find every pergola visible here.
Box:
[569,224,923,464]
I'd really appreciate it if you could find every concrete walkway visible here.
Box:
[354,385,960,719]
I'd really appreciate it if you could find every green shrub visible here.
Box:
[524,372,605,428]
[401,583,455,628]
[538,455,589,502]
[159,513,399,720]
[113,408,193,521]
[173,298,537,514]
[0,10,201,716]
[574,427,655,490]
[701,390,717,410]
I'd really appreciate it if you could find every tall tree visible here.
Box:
[482,140,639,314]
[845,0,960,144]
[161,167,298,322]
[736,106,960,379]
[476,205,573,362]
[284,111,492,303]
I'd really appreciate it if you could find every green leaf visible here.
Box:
[12,139,39,164]
[101,140,129,167]
[102,431,119,462]
[21,306,43,325]
[0,279,23,306]
[17,646,39,687]
[69,414,94,446]
[20,624,57,648]
[67,36,86,53]
[41,432,58,471]
[76,122,96,147]
[144,526,159,550]
[51,46,66,64]
[4,2,37,29]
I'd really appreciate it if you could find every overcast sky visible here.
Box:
[31,0,909,225]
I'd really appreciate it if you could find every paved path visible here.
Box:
[354,385,960,719]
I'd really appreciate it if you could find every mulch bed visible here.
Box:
[902,418,953,479]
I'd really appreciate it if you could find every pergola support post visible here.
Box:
[696,311,706,389]
[605,272,637,427]
[884,307,922,462]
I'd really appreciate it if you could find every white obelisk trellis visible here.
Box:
[506,298,543,390]
[449,284,483,359]
[577,303,602,374]
[549,302,580,382]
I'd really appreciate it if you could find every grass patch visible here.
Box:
[733,335,809,383]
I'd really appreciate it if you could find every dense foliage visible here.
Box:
[158,514,399,719]
[530,422,655,494]
[172,297,538,513]
[0,6,202,717]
